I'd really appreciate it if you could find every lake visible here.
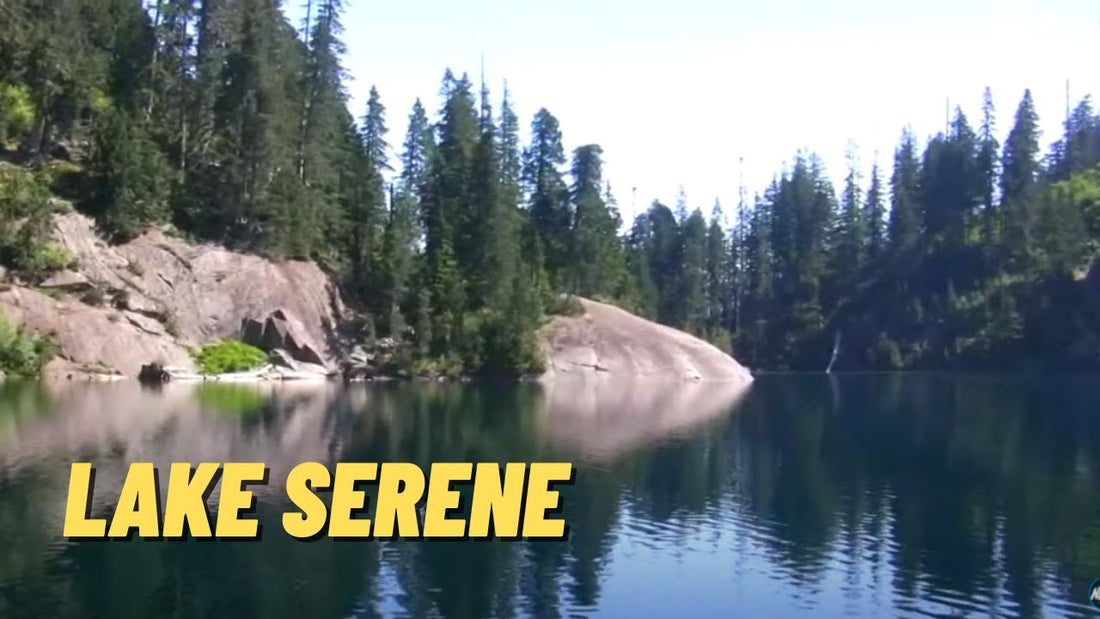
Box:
[0,373,1099,618]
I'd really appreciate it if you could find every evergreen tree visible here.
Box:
[977,87,1000,245]
[919,109,980,251]
[422,70,477,352]
[678,208,708,334]
[468,80,519,308]
[89,109,172,241]
[889,128,922,251]
[523,108,569,287]
[832,143,865,291]
[349,86,389,320]
[1000,89,1041,266]
[1051,96,1100,180]
[863,158,886,264]
[568,144,621,298]
[705,201,731,342]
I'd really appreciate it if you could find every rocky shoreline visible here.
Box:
[3,213,753,385]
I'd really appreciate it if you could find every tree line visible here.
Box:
[2,0,1099,372]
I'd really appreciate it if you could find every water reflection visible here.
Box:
[0,374,1098,617]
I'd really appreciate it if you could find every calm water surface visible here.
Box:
[1,374,1099,618]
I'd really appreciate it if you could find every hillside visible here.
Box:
[0,212,751,381]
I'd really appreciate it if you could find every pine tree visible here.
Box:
[1000,89,1041,266]
[468,80,519,308]
[864,157,886,264]
[499,83,522,204]
[1051,96,1100,180]
[625,216,658,318]
[919,109,980,250]
[889,128,922,251]
[380,98,433,336]
[705,201,730,342]
[832,142,866,291]
[350,86,389,318]
[678,208,708,334]
[523,108,569,288]
[422,70,477,351]
[568,144,620,297]
[398,98,433,200]
[89,109,172,241]
[977,87,1000,245]
[215,0,303,249]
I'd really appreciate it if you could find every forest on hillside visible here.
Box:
[2,0,1100,373]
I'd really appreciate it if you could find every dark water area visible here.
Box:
[1,374,1099,618]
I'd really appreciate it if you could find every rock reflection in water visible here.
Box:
[538,376,751,462]
[0,381,349,503]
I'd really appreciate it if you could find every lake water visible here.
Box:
[1,373,1099,618]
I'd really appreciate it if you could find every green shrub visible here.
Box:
[0,165,75,280]
[0,311,56,376]
[0,83,34,147]
[190,340,268,375]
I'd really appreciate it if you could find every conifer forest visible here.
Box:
[3,0,1100,373]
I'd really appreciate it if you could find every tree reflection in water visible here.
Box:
[0,374,1098,618]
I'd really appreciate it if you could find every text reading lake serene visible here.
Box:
[63,462,576,540]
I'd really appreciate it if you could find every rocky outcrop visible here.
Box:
[241,310,326,367]
[0,286,194,377]
[0,212,347,377]
[0,213,752,383]
[540,298,753,383]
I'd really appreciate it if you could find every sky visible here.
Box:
[287,0,1100,224]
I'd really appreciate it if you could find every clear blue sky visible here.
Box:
[287,0,1100,224]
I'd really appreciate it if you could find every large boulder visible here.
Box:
[241,310,327,368]
[539,298,753,383]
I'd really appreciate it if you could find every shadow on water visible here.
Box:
[0,374,1099,617]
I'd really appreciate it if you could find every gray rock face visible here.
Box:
[240,311,327,367]
[540,298,753,383]
[0,213,348,377]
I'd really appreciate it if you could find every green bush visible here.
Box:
[30,242,75,272]
[0,83,34,147]
[0,311,56,376]
[190,340,268,375]
[0,165,75,280]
